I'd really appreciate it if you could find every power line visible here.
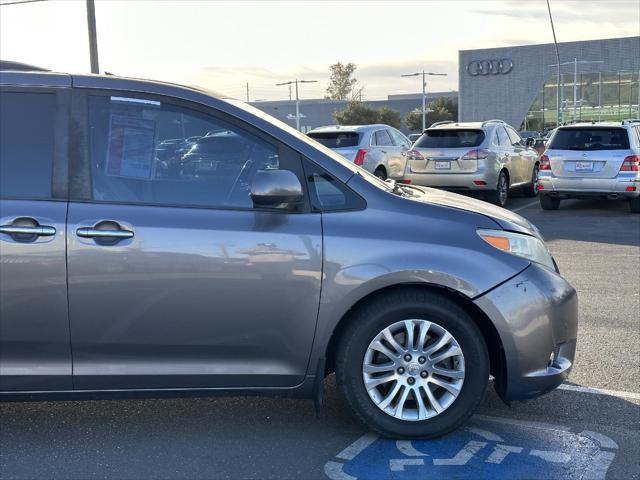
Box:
[0,0,47,5]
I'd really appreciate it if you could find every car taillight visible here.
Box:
[620,155,640,172]
[540,154,551,170]
[461,149,490,160]
[406,149,424,161]
[354,149,368,166]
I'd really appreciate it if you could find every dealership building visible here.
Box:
[459,36,640,131]
[251,36,639,133]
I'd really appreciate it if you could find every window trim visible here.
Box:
[0,86,70,201]
[70,88,312,214]
[302,157,366,213]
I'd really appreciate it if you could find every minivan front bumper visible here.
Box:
[474,263,578,401]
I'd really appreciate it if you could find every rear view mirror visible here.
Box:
[251,169,303,210]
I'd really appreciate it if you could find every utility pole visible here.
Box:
[549,59,603,122]
[276,79,318,131]
[401,70,448,131]
[86,0,99,74]
[246,82,250,102]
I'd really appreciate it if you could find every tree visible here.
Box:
[404,96,459,132]
[325,62,360,101]
[334,101,379,125]
[377,107,402,129]
[334,102,403,128]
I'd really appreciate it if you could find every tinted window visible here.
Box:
[373,130,393,146]
[0,91,56,199]
[87,95,284,209]
[415,129,485,148]
[548,128,630,151]
[307,131,360,148]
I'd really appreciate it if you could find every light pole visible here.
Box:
[276,79,318,131]
[548,59,603,122]
[546,0,561,127]
[86,0,99,74]
[401,70,448,131]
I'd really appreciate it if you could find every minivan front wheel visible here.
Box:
[336,289,489,439]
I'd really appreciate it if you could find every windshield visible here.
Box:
[414,129,485,149]
[548,128,630,151]
[307,131,361,148]
[222,98,392,192]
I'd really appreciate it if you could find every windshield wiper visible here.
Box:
[385,179,418,197]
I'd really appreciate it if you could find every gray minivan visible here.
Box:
[0,64,577,439]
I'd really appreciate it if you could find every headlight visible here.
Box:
[477,229,555,271]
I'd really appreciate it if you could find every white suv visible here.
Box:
[539,120,640,213]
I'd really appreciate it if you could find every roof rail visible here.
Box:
[481,119,506,127]
[622,119,640,125]
[429,120,456,128]
[0,60,49,72]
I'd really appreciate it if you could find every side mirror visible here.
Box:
[250,169,304,210]
[525,137,535,147]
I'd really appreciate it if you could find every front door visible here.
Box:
[0,86,71,391]
[67,91,322,390]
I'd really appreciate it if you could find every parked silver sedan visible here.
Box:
[307,124,412,180]
[403,120,540,207]
[538,121,640,212]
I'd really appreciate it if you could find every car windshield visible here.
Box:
[222,98,393,192]
[548,128,630,151]
[307,131,361,148]
[414,129,485,149]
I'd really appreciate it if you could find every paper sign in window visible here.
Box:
[105,115,157,179]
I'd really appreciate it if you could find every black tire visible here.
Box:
[374,167,387,180]
[630,197,640,213]
[522,164,540,197]
[335,288,489,439]
[540,194,560,210]
[486,171,509,207]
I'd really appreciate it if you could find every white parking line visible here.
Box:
[558,383,640,400]
[511,200,540,212]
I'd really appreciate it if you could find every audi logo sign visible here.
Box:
[467,59,514,76]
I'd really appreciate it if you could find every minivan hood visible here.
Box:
[411,187,541,238]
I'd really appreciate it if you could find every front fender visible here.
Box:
[307,200,530,374]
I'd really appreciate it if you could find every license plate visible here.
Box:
[434,161,450,170]
[575,161,593,171]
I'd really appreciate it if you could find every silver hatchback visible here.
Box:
[538,121,640,212]
[307,124,412,180]
[403,120,540,207]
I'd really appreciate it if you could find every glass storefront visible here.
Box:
[522,70,640,132]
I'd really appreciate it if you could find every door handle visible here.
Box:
[77,228,134,239]
[0,225,56,236]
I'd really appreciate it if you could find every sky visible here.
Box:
[1,0,638,101]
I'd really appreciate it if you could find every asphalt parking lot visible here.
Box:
[1,196,639,480]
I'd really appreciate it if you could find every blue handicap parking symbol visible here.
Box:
[325,415,618,480]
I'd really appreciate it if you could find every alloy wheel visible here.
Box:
[362,319,465,421]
